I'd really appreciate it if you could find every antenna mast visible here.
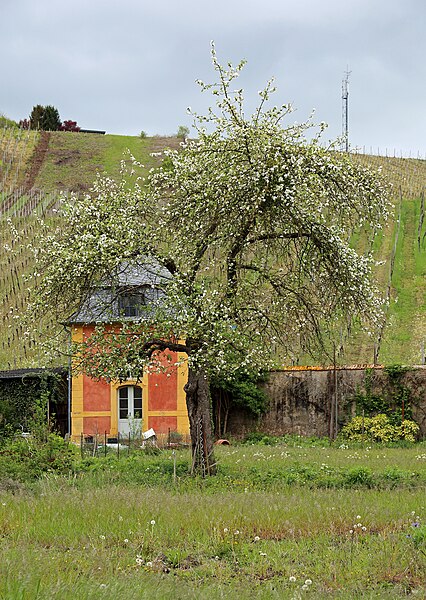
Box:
[341,67,351,152]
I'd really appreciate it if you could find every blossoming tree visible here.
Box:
[27,46,389,473]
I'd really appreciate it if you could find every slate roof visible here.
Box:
[69,258,172,324]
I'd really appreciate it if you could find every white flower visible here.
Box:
[305,579,312,585]
[223,527,228,533]
[150,519,156,525]
[124,539,129,543]
[254,535,260,542]
[289,576,297,582]
[100,535,106,540]
[146,561,153,568]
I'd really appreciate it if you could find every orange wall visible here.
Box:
[148,415,177,433]
[148,351,178,411]
[83,375,111,411]
[83,416,111,435]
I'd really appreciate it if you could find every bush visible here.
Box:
[60,120,80,132]
[340,414,419,443]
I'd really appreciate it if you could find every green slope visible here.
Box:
[0,128,425,369]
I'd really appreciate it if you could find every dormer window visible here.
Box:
[118,288,147,317]
[117,286,162,317]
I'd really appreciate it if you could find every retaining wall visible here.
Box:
[225,366,426,438]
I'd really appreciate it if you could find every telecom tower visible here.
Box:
[342,68,351,152]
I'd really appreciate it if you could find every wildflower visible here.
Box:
[100,535,106,540]
[356,515,361,520]
[124,539,129,543]
[349,530,354,534]
[412,522,420,528]
[99,584,107,589]
[301,584,309,590]
[305,579,312,585]
[150,519,156,525]
[146,561,153,568]
[223,527,228,533]
[259,552,267,556]
[289,576,297,582]
[362,526,367,531]
[254,535,260,542]
[234,530,240,535]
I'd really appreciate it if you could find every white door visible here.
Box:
[118,386,143,437]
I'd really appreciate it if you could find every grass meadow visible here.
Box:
[1,440,425,599]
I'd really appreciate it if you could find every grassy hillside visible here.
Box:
[0,128,424,369]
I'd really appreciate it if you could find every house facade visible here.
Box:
[69,260,190,441]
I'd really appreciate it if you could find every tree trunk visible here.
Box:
[184,367,216,475]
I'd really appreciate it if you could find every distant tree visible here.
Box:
[177,125,189,139]
[60,120,80,132]
[41,105,61,131]
[29,104,45,130]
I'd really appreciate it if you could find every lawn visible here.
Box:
[0,440,425,599]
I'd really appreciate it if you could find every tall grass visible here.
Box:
[0,443,425,598]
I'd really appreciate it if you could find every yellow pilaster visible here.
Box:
[176,350,189,434]
[71,326,84,441]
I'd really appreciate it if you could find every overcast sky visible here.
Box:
[2,0,425,157]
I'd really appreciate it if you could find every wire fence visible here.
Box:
[77,429,191,458]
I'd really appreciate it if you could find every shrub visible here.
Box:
[340,413,419,443]
[60,120,80,132]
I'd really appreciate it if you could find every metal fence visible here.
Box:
[77,430,191,458]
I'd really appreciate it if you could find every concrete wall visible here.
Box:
[225,366,426,438]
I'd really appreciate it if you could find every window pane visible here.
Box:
[119,388,128,400]
[120,409,128,420]
[119,397,128,410]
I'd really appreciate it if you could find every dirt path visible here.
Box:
[23,131,51,192]
[2,131,51,214]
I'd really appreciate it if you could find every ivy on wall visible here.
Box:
[0,371,66,437]
[352,365,414,425]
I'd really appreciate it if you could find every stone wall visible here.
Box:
[225,366,426,439]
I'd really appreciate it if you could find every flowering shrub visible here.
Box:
[341,413,419,443]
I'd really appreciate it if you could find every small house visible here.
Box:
[69,260,189,442]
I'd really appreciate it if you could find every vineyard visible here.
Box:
[0,126,425,370]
